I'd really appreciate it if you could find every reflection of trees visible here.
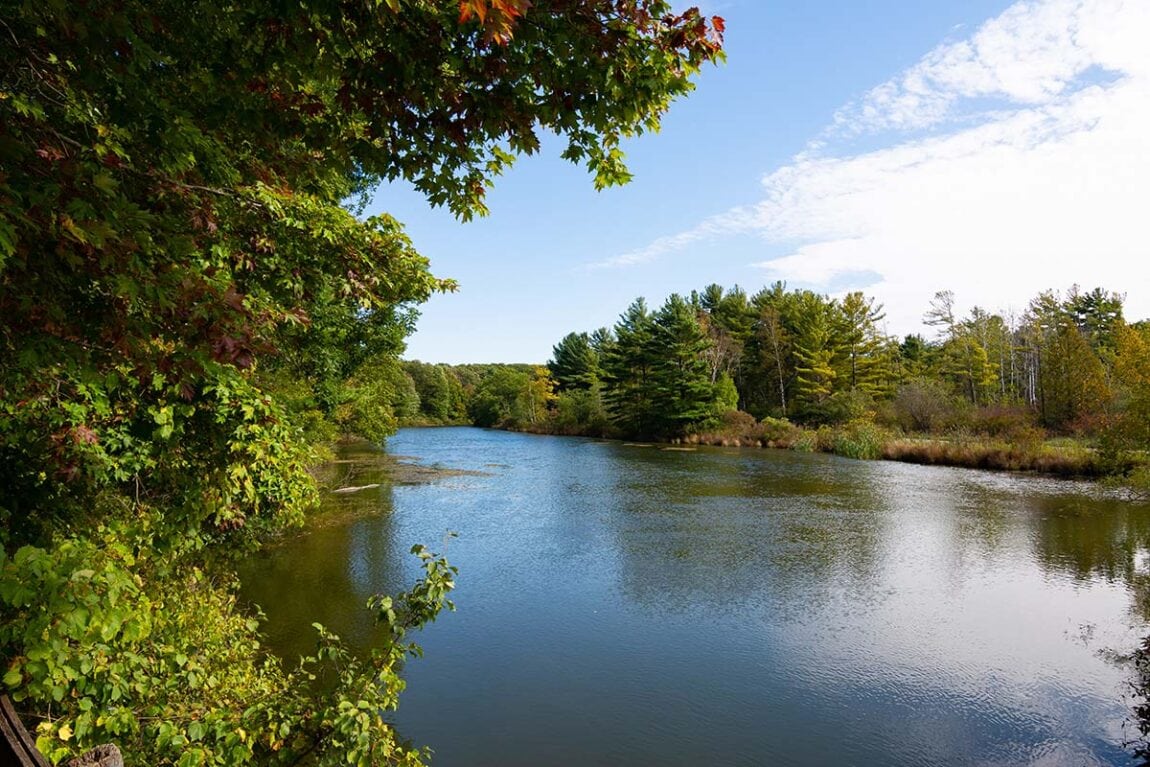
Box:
[1028,494,1150,591]
[238,442,406,661]
[602,447,888,615]
[1025,490,1150,756]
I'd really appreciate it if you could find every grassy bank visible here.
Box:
[649,413,1132,479]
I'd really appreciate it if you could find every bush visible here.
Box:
[829,420,890,460]
[791,429,819,453]
[970,404,1040,440]
[823,389,875,425]
[718,409,759,432]
[893,378,963,432]
[760,416,801,446]
[0,519,456,766]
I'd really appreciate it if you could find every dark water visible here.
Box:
[238,427,1150,766]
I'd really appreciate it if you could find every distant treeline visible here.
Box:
[396,283,1150,478]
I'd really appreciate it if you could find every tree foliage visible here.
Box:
[526,281,1148,456]
[1,0,724,763]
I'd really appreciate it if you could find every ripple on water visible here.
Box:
[240,428,1150,767]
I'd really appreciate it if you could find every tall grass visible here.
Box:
[828,421,890,460]
[881,436,1101,477]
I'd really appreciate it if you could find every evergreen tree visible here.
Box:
[790,291,839,416]
[1038,321,1110,430]
[649,294,716,435]
[602,299,658,436]
[834,291,888,395]
[548,332,601,391]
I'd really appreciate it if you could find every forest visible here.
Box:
[398,283,1150,482]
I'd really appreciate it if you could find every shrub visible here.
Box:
[829,420,890,460]
[970,404,1040,440]
[760,416,801,445]
[822,389,875,425]
[790,429,819,453]
[893,378,962,432]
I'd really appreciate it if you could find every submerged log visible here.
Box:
[332,483,382,494]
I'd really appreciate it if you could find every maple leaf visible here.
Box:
[458,0,531,44]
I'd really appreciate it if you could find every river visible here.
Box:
[239,427,1150,766]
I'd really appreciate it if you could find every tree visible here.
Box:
[649,293,716,435]
[1112,323,1150,452]
[548,332,601,391]
[0,1,724,763]
[525,366,558,425]
[602,299,659,436]
[834,291,888,395]
[898,334,930,379]
[1038,321,1110,430]
[925,293,999,404]
[1066,286,1125,356]
[790,291,839,417]
[693,286,748,389]
[468,366,534,427]
[742,282,792,417]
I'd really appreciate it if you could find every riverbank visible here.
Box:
[684,421,1111,477]
[492,416,1145,481]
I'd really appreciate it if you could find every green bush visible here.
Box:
[829,420,890,460]
[760,416,801,445]
[0,518,456,767]
[790,429,819,453]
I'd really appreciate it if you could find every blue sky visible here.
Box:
[369,0,1150,364]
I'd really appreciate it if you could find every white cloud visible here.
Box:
[585,209,755,269]
[831,0,1104,134]
[603,0,1150,333]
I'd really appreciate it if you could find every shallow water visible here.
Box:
[239,427,1150,766]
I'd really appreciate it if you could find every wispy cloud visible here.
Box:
[585,209,754,269]
[830,0,1108,135]
[595,0,1150,331]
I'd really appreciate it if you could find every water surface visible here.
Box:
[239,427,1150,766]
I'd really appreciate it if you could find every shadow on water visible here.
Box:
[238,441,413,662]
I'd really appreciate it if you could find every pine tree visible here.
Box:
[548,332,601,391]
[649,294,717,435]
[601,299,658,436]
[790,291,839,415]
[834,291,888,395]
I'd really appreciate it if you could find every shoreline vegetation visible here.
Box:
[393,282,1150,493]
[458,418,1135,480]
[0,2,726,764]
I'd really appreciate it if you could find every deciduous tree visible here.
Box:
[0,0,724,762]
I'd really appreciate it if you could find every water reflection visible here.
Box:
[240,428,1150,766]
[600,447,889,616]
[237,443,405,661]
[1028,493,1150,586]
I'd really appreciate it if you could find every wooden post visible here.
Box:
[1,696,123,767]
[0,694,50,767]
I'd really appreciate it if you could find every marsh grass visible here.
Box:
[881,436,1102,477]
